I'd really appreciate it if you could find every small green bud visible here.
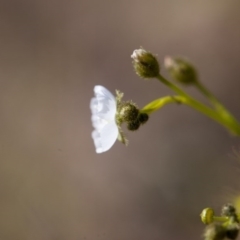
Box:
[164,56,198,85]
[204,223,226,240]
[127,113,149,131]
[118,102,139,123]
[138,113,149,124]
[201,208,215,225]
[221,204,236,218]
[131,48,160,78]
[226,223,239,240]
[127,120,141,131]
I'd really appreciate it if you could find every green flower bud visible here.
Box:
[201,208,215,225]
[164,56,198,85]
[226,223,239,240]
[118,102,139,123]
[127,119,141,131]
[221,204,236,218]
[131,48,160,78]
[127,113,149,131]
[138,113,149,124]
[204,223,226,240]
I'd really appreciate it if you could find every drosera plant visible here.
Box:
[90,47,240,239]
[200,204,240,240]
[90,47,240,153]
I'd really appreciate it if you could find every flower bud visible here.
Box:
[164,56,197,85]
[201,208,215,225]
[131,48,160,78]
[204,223,226,240]
[118,102,139,123]
[127,113,149,131]
[226,223,239,240]
[127,120,141,131]
[138,113,149,124]
[221,204,236,218]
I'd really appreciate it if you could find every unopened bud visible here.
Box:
[127,113,149,131]
[204,223,226,240]
[221,204,236,218]
[127,119,141,131]
[118,102,139,123]
[138,113,149,124]
[164,56,197,85]
[201,208,215,225]
[131,48,160,78]
[226,223,239,240]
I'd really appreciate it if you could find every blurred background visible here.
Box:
[1,0,240,239]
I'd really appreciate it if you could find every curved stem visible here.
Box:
[156,74,240,136]
[140,95,182,114]
[195,80,240,128]
[194,81,237,120]
[213,216,229,222]
[194,81,223,110]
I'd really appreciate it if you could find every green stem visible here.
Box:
[140,95,182,114]
[156,74,240,136]
[195,80,240,128]
[213,216,229,222]
[194,81,223,110]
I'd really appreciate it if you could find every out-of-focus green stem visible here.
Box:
[155,74,240,136]
[194,81,223,110]
[195,80,240,130]
[213,216,229,222]
[140,95,182,114]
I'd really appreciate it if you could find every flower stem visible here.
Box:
[213,216,229,222]
[156,74,240,136]
[140,95,182,114]
[194,81,223,110]
[194,80,240,129]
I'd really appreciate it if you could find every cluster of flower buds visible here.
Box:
[116,101,149,131]
[200,204,240,240]
[131,48,198,85]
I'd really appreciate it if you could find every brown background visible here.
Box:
[1,0,240,239]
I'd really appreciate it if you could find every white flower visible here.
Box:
[90,85,119,153]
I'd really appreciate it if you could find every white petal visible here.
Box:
[92,121,118,153]
[94,85,115,101]
[90,85,118,153]
[90,86,116,121]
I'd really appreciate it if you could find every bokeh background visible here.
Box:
[1,0,240,239]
